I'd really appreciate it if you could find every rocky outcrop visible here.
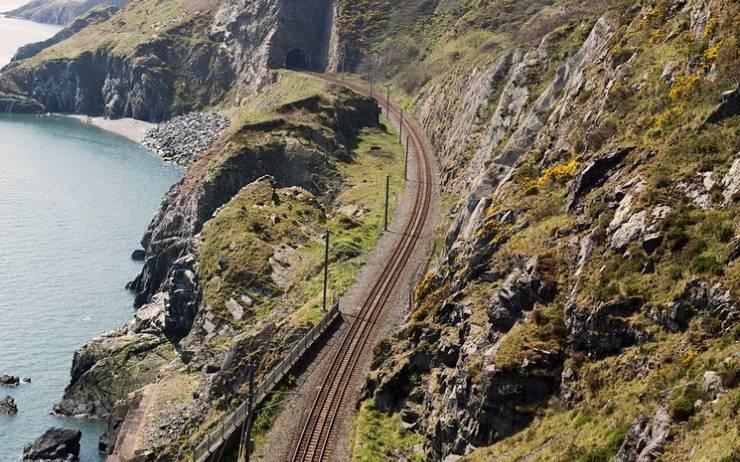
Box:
[705,87,739,125]
[0,0,339,120]
[360,0,740,459]
[5,0,127,26]
[142,112,230,165]
[0,395,18,415]
[616,407,671,462]
[649,279,739,333]
[22,428,81,462]
[0,374,20,386]
[8,6,119,63]
[50,89,380,460]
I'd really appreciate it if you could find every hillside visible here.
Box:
[339,0,740,460]
[1,0,738,460]
[4,0,128,25]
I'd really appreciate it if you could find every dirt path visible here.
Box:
[108,384,159,462]
[255,73,440,462]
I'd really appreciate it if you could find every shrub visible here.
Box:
[670,384,702,421]
[654,106,684,130]
[690,254,724,276]
[669,75,700,100]
[530,157,581,188]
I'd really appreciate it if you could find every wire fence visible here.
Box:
[191,301,341,462]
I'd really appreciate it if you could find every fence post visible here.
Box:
[245,362,256,462]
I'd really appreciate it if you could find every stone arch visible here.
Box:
[285,48,310,70]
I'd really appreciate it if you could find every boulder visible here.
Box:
[721,156,740,204]
[0,395,18,415]
[705,87,739,125]
[616,407,671,462]
[0,374,20,386]
[702,371,723,398]
[23,428,81,461]
[131,249,146,261]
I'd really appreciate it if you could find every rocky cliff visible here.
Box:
[4,0,739,460]
[49,73,408,460]
[0,0,338,121]
[4,0,128,25]
[331,0,739,460]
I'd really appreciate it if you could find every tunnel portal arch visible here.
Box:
[285,48,310,70]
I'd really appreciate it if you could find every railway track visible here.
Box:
[289,72,434,462]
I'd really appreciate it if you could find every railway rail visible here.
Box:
[289,72,434,462]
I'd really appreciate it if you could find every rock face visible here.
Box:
[142,112,230,165]
[0,395,18,415]
[48,88,380,459]
[359,0,740,459]
[5,0,127,25]
[22,428,81,462]
[0,0,339,120]
[616,408,671,462]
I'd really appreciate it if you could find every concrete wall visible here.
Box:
[267,0,334,71]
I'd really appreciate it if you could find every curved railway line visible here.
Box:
[289,72,434,462]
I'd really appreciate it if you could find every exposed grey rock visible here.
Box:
[23,427,81,461]
[131,249,146,261]
[610,211,647,251]
[142,112,230,165]
[566,297,647,358]
[721,156,740,204]
[487,256,555,332]
[702,370,723,398]
[0,395,18,415]
[567,147,633,209]
[649,279,739,333]
[0,374,19,386]
[616,407,671,462]
[705,87,739,125]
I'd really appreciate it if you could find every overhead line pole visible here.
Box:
[323,231,330,312]
[384,175,390,232]
[404,136,410,181]
[399,109,404,143]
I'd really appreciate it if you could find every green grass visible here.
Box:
[351,400,425,462]
[466,326,740,461]
[286,117,406,328]
[23,0,221,63]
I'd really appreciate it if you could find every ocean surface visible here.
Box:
[0,10,60,66]
[0,15,183,460]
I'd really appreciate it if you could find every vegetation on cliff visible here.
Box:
[341,0,740,460]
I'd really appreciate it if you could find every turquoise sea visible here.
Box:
[0,13,183,460]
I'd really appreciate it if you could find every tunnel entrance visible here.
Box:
[285,48,310,70]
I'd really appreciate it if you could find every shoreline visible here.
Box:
[57,114,154,144]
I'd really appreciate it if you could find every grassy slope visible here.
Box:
[21,0,222,63]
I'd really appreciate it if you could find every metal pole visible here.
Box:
[245,362,256,462]
[385,85,390,116]
[323,231,330,311]
[404,136,409,181]
[399,109,404,142]
[384,175,390,232]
